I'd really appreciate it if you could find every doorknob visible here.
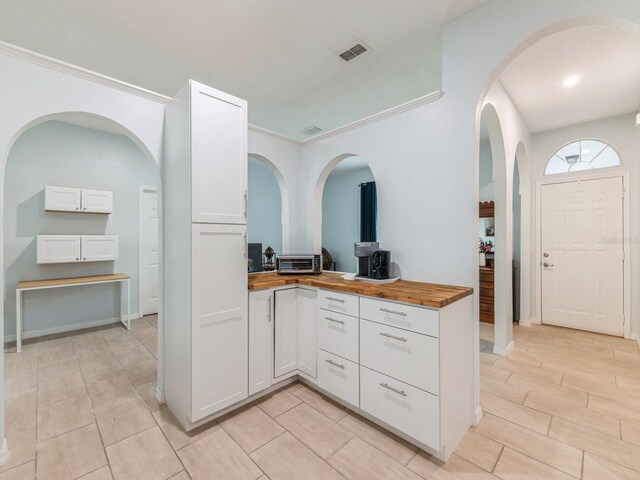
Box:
[543,262,554,267]
[543,253,549,258]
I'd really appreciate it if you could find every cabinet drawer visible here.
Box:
[317,349,359,408]
[360,319,439,394]
[360,366,440,450]
[318,309,358,363]
[318,290,358,317]
[360,297,438,337]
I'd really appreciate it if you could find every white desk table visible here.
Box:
[15,273,131,352]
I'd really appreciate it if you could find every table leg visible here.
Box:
[16,289,22,353]
[127,279,131,330]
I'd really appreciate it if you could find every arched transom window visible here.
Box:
[545,139,621,175]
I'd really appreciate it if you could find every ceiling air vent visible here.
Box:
[339,43,368,62]
[301,125,324,136]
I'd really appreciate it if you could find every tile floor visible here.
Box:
[2,317,640,479]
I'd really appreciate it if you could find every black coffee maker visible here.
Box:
[354,242,391,280]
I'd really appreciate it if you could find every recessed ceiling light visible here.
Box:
[563,75,580,88]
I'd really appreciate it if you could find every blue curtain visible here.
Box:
[360,181,377,242]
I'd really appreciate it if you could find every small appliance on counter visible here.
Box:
[276,254,322,274]
[354,242,393,281]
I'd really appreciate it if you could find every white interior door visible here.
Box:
[140,188,159,315]
[541,177,624,336]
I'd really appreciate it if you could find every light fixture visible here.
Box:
[563,75,580,88]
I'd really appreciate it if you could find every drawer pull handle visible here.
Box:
[380,382,407,397]
[325,359,345,369]
[326,297,345,303]
[326,317,345,325]
[380,308,407,317]
[379,332,407,342]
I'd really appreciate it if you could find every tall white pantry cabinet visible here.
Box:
[164,80,248,428]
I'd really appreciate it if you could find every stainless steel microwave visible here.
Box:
[276,254,322,274]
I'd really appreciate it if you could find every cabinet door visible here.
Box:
[45,186,81,212]
[297,288,318,378]
[37,235,81,264]
[81,189,113,214]
[249,290,273,395]
[191,224,248,421]
[80,236,118,262]
[274,288,298,378]
[190,81,247,225]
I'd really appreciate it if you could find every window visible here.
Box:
[544,139,621,175]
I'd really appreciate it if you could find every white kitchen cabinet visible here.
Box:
[318,309,359,363]
[360,366,440,450]
[45,186,113,214]
[297,288,318,378]
[190,82,247,224]
[37,235,117,264]
[318,349,359,408]
[45,186,81,212]
[80,235,118,262]
[274,288,298,378]
[249,290,273,395]
[37,235,81,264]
[164,79,248,430]
[81,189,113,213]
[191,224,248,422]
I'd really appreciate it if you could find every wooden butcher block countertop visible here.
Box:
[248,272,473,309]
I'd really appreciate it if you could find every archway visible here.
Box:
[314,155,378,273]
[1,112,164,467]
[247,153,289,263]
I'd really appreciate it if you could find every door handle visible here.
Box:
[379,382,407,397]
[543,262,554,268]
[379,332,407,342]
[326,317,345,325]
[325,359,345,369]
[267,297,272,322]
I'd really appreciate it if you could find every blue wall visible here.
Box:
[248,157,282,255]
[4,121,160,338]
[322,162,375,273]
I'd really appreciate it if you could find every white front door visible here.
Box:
[140,188,159,315]
[541,177,624,336]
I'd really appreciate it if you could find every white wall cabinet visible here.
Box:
[249,290,273,396]
[37,235,118,264]
[164,80,248,430]
[274,288,299,378]
[190,82,248,224]
[45,186,113,214]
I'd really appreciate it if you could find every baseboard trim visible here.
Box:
[4,313,141,343]
[519,318,532,327]
[473,406,484,426]
[493,340,514,357]
[0,438,8,466]
[156,387,165,405]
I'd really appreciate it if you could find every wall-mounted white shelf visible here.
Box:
[37,235,118,264]
[45,186,113,214]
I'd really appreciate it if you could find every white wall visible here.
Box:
[4,121,159,339]
[322,165,375,273]
[531,113,640,335]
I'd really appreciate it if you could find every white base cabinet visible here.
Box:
[249,290,273,396]
[297,288,318,378]
[274,288,299,378]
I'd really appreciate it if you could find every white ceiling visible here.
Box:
[0,0,486,140]
[499,25,640,133]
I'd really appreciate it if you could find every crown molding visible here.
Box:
[0,40,172,105]
[300,90,444,143]
[248,123,301,144]
[0,40,444,144]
